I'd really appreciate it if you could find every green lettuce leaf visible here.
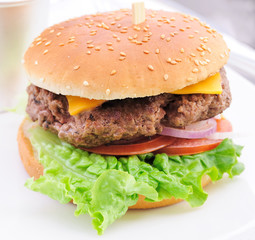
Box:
[25,126,244,234]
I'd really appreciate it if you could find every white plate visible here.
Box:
[0,67,255,240]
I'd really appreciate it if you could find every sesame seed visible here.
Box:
[166,37,171,42]
[133,34,137,39]
[164,74,169,81]
[116,38,121,42]
[194,30,199,34]
[113,34,117,38]
[87,40,93,44]
[128,36,133,40]
[83,81,89,86]
[155,49,160,54]
[106,89,111,95]
[187,77,193,82]
[197,47,203,52]
[206,59,210,63]
[90,32,96,36]
[207,48,212,53]
[120,29,127,33]
[86,51,91,55]
[170,33,175,37]
[43,49,48,55]
[59,43,64,46]
[117,24,121,28]
[136,41,142,45]
[192,68,199,73]
[220,54,225,59]
[186,26,191,29]
[166,58,171,63]
[106,42,113,46]
[68,39,75,43]
[190,53,196,57]
[35,60,38,65]
[161,34,165,39]
[194,60,200,66]
[49,29,54,33]
[189,35,194,39]
[200,60,205,65]
[170,17,176,21]
[56,32,61,37]
[103,24,110,30]
[45,41,52,46]
[73,65,80,70]
[175,58,182,62]
[170,25,176,28]
[36,41,42,46]
[110,70,117,75]
[203,38,208,43]
[110,21,116,25]
[170,60,177,65]
[207,29,212,33]
[143,27,148,32]
[200,52,205,57]
[180,48,185,53]
[108,46,114,51]
[201,44,207,50]
[148,65,154,71]
[66,85,71,89]
[179,28,185,31]
[119,56,126,61]
[120,52,126,56]
[35,37,42,41]
[143,50,150,54]
[88,44,95,48]
[95,46,101,51]
[142,37,149,42]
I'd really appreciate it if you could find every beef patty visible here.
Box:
[26,68,231,148]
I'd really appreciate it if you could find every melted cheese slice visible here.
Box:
[67,73,222,115]
[66,96,105,115]
[171,72,222,95]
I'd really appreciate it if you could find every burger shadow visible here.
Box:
[122,175,254,221]
[25,176,255,237]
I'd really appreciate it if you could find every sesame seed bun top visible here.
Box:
[23,9,229,100]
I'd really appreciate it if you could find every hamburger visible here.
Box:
[18,8,244,234]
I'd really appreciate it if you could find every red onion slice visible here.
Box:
[160,119,217,139]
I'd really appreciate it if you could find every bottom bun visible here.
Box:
[18,118,211,210]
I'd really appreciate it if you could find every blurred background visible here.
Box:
[0,0,255,110]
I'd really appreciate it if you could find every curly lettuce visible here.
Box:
[25,126,244,234]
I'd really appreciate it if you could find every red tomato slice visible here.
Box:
[82,118,232,156]
[157,118,233,156]
[215,118,232,132]
[81,135,176,156]
[155,138,222,155]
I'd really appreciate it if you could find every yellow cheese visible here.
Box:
[171,72,222,95]
[66,96,105,115]
[67,73,221,115]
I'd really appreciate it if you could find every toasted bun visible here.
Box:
[23,9,229,100]
[18,119,211,209]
